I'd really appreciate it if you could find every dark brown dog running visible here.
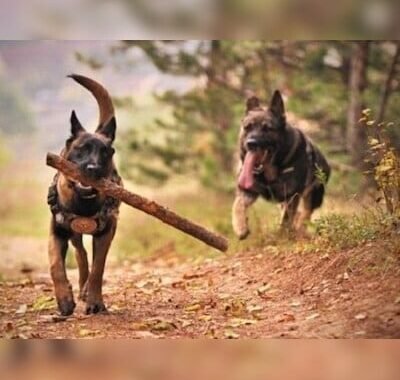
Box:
[47,75,121,316]
[232,91,331,239]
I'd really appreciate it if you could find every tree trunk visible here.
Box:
[346,41,370,167]
[377,42,400,124]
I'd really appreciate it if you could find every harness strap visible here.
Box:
[47,174,120,234]
[282,128,301,167]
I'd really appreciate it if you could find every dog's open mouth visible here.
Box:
[238,150,268,190]
[72,181,98,199]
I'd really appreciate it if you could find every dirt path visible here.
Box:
[1,239,399,339]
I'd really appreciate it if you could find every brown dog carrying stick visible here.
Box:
[48,74,227,317]
[47,152,228,253]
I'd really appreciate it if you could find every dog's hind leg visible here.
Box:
[70,233,89,301]
[280,194,300,233]
[232,190,258,240]
[48,220,75,316]
[85,217,117,314]
[295,194,313,236]
[295,184,325,234]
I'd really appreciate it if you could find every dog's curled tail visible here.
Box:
[68,74,114,127]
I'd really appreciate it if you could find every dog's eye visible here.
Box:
[244,123,253,130]
[79,143,90,153]
[101,146,114,157]
[261,122,269,130]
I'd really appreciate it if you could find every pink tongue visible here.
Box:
[238,152,257,190]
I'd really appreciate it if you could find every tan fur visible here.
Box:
[48,222,75,312]
[70,234,89,300]
[232,191,257,239]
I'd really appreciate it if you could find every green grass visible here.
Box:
[312,209,393,250]
[0,137,10,169]
[0,144,389,266]
[114,189,282,262]
[0,174,49,238]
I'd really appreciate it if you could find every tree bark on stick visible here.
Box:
[46,153,229,252]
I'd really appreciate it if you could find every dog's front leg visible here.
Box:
[48,221,75,316]
[85,217,117,314]
[232,190,258,240]
[70,233,89,301]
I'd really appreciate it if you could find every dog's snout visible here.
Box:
[85,163,101,177]
[246,138,259,151]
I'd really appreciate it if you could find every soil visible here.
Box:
[1,239,399,338]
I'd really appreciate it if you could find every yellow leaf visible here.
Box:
[224,330,240,339]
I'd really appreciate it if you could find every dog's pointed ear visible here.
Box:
[70,110,85,137]
[270,90,285,118]
[96,116,116,142]
[246,95,260,113]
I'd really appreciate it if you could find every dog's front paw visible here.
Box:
[57,297,76,316]
[85,301,107,315]
[232,220,250,240]
[237,229,250,240]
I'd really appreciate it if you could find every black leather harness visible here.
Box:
[47,173,120,235]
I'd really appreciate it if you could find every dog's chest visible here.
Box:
[254,166,304,202]
[48,176,120,235]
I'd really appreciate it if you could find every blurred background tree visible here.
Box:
[80,41,400,193]
[0,77,35,135]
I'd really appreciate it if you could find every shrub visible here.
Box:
[362,109,400,219]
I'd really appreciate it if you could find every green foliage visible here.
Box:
[313,211,390,249]
[315,164,328,186]
[0,135,10,168]
[0,78,35,135]
[363,109,400,218]
[79,41,400,195]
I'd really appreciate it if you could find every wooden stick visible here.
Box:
[46,153,229,252]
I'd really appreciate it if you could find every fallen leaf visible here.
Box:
[394,296,400,304]
[224,330,240,339]
[257,283,271,296]
[78,328,93,337]
[136,331,159,338]
[247,305,264,319]
[183,270,210,280]
[290,301,301,307]
[247,305,263,313]
[171,280,186,289]
[32,296,56,311]
[355,313,367,321]
[108,304,123,312]
[151,320,176,332]
[180,320,193,328]
[228,318,257,327]
[198,315,212,322]
[355,330,366,336]
[185,303,202,312]
[39,315,68,323]
[135,279,155,289]
[223,299,246,317]
[130,322,149,331]
[306,313,320,320]
[15,304,28,316]
[277,313,296,323]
